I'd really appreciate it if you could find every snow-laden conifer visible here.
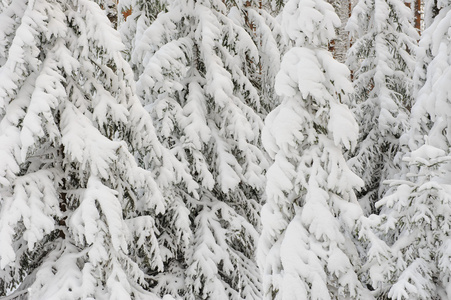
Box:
[0,0,194,298]
[257,0,372,299]
[346,0,418,214]
[362,145,451,299]
[410,0,451,151]
[118,0,168,78]
[366,2,451,298]
[126,0,268,298]
[227,0,285,113]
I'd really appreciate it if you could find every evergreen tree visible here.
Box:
[346,0,418,214]
[258,0,372,298]
[125,0,268,298]
[228,0,285,113]
[413,0,438,98]
[0,0,193,298]
[362,145,451,299]
[366,1,451,298]
[118,0,168,77]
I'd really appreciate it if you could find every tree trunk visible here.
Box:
[328,0,353,63]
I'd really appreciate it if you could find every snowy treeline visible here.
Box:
[0,0,449,299]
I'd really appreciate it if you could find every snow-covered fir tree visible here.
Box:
[123,0,269,298]
[257,0,372,299]
[0,0,194,298]
[346,0,418,214]
[362,145,451,299]
[118,0,168,77]
[227,0,285,113]
[413,0,438,96]
[365,1,451,298]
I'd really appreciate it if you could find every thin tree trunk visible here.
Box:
[328,0,353,63]
[415,0,422,30]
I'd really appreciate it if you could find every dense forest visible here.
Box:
[0,0,449,299]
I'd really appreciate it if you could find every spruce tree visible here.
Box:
[0,0,192,298]
[123,0,268,298]
[366,1,451,298]
[118,0,168,78]
[258,0,372,298]
[362,145,451,299]
[228,0,285,113]
[346,0,418,214]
